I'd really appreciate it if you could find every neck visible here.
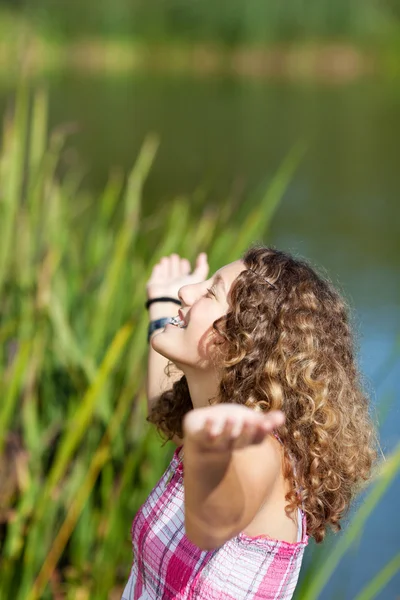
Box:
[183,367,220,410]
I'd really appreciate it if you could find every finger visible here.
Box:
[208,417,238,449]
[204,417,220,439]
[148,263,162,282]
[207,418,225,438]
[216,416,236,442]
[159,257,169,278]
[260,411,285,432]
[170,253,180,278]
[230,419,244,439]
[206,416,234,439]
[180,258,191,276]
[193,252,209,280]
[223,417,243,450]
[253,422,271,444]
[237,420,257,446]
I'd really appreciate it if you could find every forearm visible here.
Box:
[147,301,183,415]
[183,440,246,548]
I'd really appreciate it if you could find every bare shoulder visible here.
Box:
[232,432,283,496]
[216,434,284,543]
[239,435,299,542]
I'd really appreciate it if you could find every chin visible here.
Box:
[152,333,184,363]
[150,332,169,356]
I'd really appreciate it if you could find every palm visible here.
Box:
[146,252,209,300]
[183,404,285,452]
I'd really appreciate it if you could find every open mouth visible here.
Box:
[170,316,187,329]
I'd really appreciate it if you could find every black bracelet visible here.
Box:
[148,317,174,342]
[145,297,181,310]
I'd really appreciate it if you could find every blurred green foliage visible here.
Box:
[0,0,398,45]
[0,87,301,599]
[0,86,398,599]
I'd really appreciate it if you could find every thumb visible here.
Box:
[193,252,209,280]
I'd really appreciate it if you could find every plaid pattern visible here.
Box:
[122,446,308,599]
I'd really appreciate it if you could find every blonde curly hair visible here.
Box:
[147,245,379,543]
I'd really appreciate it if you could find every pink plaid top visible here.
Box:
[122,445,308,600]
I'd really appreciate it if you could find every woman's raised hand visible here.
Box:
[183,404,285,453]
[146,252,209,301]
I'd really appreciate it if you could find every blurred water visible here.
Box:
[1,70,399,598]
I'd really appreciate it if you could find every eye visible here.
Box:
[206,286,216,298]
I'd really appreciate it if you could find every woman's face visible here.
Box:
[151,259,246,370]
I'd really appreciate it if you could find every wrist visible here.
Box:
[149,301,180,320]
[148,317,174,343]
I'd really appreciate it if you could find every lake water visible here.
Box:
[1,70,399,598]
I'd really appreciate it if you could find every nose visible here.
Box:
[178,284,190,306]
[178,282,199,306]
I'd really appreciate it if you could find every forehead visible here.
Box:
[214,259,246,286]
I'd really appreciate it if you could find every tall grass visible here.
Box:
[0,88,398,600]
[0,87,300,599]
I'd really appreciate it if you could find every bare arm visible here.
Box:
[182,405,285,549]
[147,300,184,416]
[146,253,209,443]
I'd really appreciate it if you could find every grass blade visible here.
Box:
[353,552,400,600]
[300,442,400,600]
[0,341,31,453]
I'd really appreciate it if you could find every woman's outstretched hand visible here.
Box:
[183,404,285,453]
[146,252,209,301]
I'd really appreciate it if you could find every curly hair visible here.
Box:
[147,245,379,543]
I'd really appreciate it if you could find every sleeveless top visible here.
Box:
[121,443,308,600]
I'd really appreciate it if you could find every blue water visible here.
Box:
[273,199,400,599]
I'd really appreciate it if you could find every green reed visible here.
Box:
[0,87,398,600]
[0,87,299,599]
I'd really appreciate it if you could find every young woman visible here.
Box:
[122,245,378,600]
